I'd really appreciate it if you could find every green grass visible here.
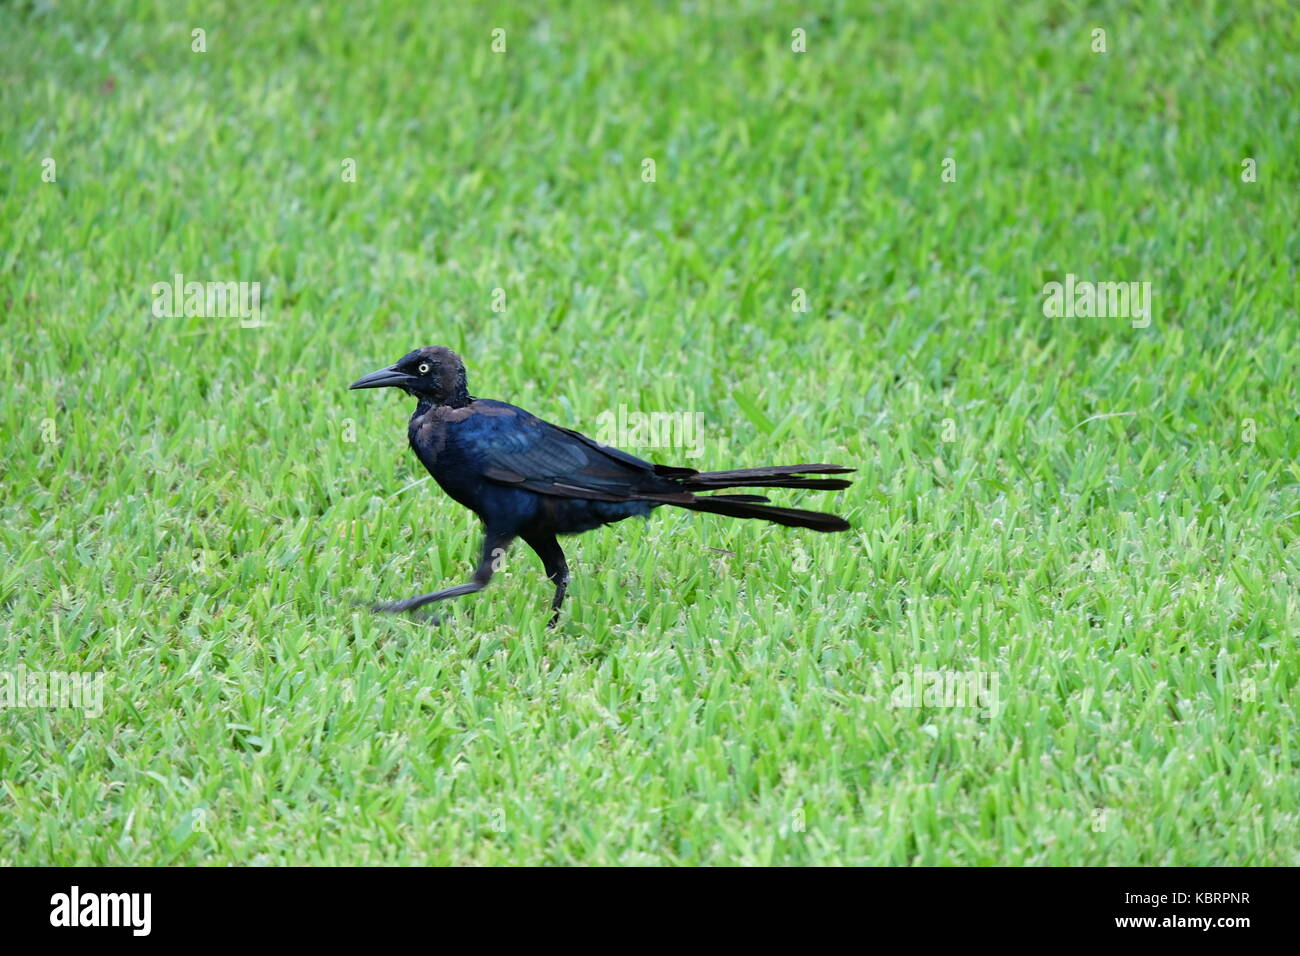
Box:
[2,0,1297,865]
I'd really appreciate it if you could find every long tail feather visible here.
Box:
[684,463,855,492]
[675,496,851,532]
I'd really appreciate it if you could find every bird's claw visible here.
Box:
[370,598,440,624]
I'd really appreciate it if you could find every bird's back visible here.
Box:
[407,398,667,534]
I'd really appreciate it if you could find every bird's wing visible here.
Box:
[460,403,690,501]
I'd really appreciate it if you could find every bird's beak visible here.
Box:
[349,365,413,390]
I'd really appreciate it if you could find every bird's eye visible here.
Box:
[417,363,431,374]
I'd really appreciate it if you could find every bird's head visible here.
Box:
[349,345,471,406]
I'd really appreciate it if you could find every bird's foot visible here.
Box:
[369,595,445,624]
[371,595,429,614]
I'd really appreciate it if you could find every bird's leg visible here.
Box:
[374,531,514,615]
[523,532,569,628]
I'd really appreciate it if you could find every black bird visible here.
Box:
[350,346,853,625]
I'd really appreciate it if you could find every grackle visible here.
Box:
[350,346,853,626]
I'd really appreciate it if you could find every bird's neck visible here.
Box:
[442,386,472,408]
[409,388,472,411]
[412,392,473,418]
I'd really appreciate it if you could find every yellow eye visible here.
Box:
[417,363,431,374]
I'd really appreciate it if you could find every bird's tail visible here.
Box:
[681,463,854,493]
[674,495,851,532]
[654,464,854,532]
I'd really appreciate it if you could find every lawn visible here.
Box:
[1,0,1297,865]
